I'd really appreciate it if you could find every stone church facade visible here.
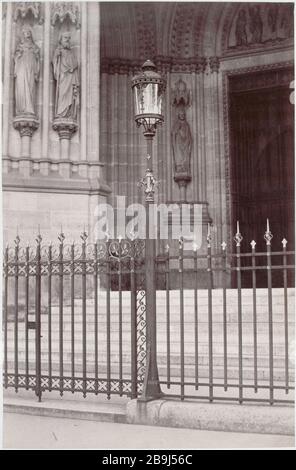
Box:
[2,2,294,269]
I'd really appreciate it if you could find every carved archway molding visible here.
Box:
[100,2,212,61]
[222,60,294,249]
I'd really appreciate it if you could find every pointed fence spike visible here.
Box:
[206,224,212,247]
[221,241,227,251]
[14,234,20,246]
[179,236,184,248]
[58,231,65,244]
[250,240,256,250]
[264,219,273,246]
[36,233,42,245]
[282,238,288,248]
[80,230,88,243]
[234,221,243,247]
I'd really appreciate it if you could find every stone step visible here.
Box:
[14,289,293,310]
[5,322,295,338]
[5,360,294,382]
[5,349,293,369]
[35,304,296,319]
[47,297,294,309]
[5,341,291,356]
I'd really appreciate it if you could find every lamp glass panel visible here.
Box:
[134,83,163,116]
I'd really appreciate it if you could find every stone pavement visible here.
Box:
[2,412,295,449]
[3,388,294,437]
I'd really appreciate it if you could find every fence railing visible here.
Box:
[155,223,295,404]
[2,222,295,405]
[3,233,146,401]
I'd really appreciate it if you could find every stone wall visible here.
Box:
[2,2,110,245]
[2,2,294,264]
[100,2,294,255]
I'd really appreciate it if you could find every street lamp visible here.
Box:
[132,60,166,400]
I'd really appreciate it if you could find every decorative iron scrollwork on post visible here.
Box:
[131,60,166,401]
[138,167,158,203]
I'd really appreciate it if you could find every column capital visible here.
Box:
[52,118,78,140]
[13,115,39,137]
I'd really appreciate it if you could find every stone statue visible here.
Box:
[235,9,248,46]
[248,5,263,44]
[14,26,40,116]
[268,4,278,34]
[52,31,79,120]
[281,6,294,38]
[171,109,192,176]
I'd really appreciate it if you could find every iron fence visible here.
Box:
[155,224,295,404]
[3,233,146,401]
[2,223,295,405]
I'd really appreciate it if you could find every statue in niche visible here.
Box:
[281,6,294,38]
[171,109,193,175]
[235,9,248,46]
[248,5,263,44]
[14,26,40,116]
[52,31,79,120]
[268,4,278,35]
[171,79,192,178]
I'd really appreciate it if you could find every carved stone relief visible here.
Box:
[135,3,156,60]
[13,2,43,24]
[227,3,293,51]
[51,2,80,29]
[209,56,220,73]
[101,56,208,75]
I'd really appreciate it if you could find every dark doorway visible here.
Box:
[229,68,294,287]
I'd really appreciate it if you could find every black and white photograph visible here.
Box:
[1,0,295,452]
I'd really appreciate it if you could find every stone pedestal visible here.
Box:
[52,118,78,159]
[13,115,39,158]
[174,173,192,202]
[157,201,213,289]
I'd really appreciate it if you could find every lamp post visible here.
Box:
[132,60,166,400]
